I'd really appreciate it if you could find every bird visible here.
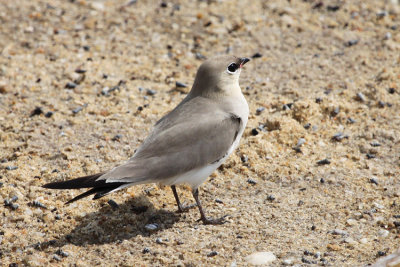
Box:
[43,55,250,225]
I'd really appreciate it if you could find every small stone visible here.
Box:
[366,153,376,159]
[247,178,257,185]
[256,107,265,115]
[377,251,387,257]
[347,117,356,124]
[111,134,123,141]
[207,251,218,257]
[345,39,359,47]
[370,141,381,147]
[370,178,379,185]
[30,107,43,117]
[6,166,18,170]
[355,92,366,102]
[388,88,396,94]
[146,89,157,96]
[315,97,323,103]
[251,128,259,136]
[282,258,293,265]
[378,229,389,238]
[344,237,357,246]
[332,229,348,236]
[53,255,62,261]
[142,248,150,254]
[65,82,77,89]
[304,123,311,129]
[74,68,86,74]
[267,195,275,201]
[175,81,187,88]
[10,203,19,210]
[360,238,368,244]
[251,52,262,58]
[107,199,119,210]
[327,5,340,11]
[145,223,159,232]
[384,32,392,40]
[33,200,47,209]
[304,250,313,256]
[332,132,348,141]
[296,138,306,147]
[317,159,331,165]
[56,249,69,257]
[346,219,357,226]
[245,251,276,265]
[156,237,163,244]
[45,111,54,118]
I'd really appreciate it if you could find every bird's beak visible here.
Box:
[239,57,250,68]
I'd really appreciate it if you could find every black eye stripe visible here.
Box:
[227,63,238,72]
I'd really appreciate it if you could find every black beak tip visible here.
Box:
[240,57,250,66]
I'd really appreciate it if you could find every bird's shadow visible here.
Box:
[51,195,181,248]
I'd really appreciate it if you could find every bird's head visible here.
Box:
[190,55,250,98]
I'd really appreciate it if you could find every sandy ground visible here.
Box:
[1,0,400,266]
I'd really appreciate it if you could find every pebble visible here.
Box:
[360,238,369,244]
[53,254,62,261]
[303,123,311,129]
[388,87,396,94]
[332,132,348,141]
[30,107,43,117]
[32,200,47,209]
[45,111,54,118]
[156,237,164,244]
[111,134,123,141]
[175,81,187,88]
[107,199,119,210]
[347,117,356,124]
[267,195,275,201]
[256,107,265,115]
[245,252,276,265]
[251,128,259,136]
[356,92,366,102]
[142,248,150,254]
[282,258,293,265]
[346,39,359,47]
[366,153,376,159]
[146,89,157,96]
[251,52,262,58]
[317,159,331,165]
[346,219,357,226]
[56,249,69,257]
[74,68,86,74]
[370,178,379,185]
[207,251,218,257]
[332,229,348,236]
[370,141,381,147]
[378,229,389,238]
[65,82,77,89]
[384,32,391,40]
[247,178,257,185]
[145,223,159,232]
[6,166,18,170]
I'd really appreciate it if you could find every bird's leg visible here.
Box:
[171,185,196,213]
[191,188,227,225]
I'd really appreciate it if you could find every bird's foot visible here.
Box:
[198,214,229,225]
[177,203,197,213]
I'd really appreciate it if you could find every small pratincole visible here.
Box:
[43,55,250,224]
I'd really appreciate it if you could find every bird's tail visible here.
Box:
[42,173,128,204]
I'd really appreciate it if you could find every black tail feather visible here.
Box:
[43,173,127,204]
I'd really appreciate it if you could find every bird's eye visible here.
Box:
[227,63,238,73]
